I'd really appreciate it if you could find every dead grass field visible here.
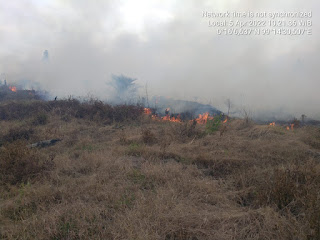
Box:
[0,100,320,239]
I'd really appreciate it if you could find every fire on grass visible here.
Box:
[269,122,295,130]
[143,107,228,124]
[9,86,17,92]
[144,107,296,130]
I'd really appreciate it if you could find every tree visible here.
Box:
[301,114,306,125]
[145,82,150,108]
[42,50,49,61]
[108,74,139,103]
[225,98,232,116]
[0,73,6,85]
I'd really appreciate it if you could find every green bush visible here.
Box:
[205,114,222,134]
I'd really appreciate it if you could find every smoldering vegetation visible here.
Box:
[149,96,222,119]
[0,97,320,240]
[1,0,319,120]
[0,1,319,238]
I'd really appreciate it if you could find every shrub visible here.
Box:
[0,99,144,123]
[74,101,143,122]
[113,104,144,122]
[205,114,222,134]
[172,120,199,142]
[48,98,81,116]
[1,127,34,145]
[32,113,48,125]
[0,101,48,120]
[141,128,157,144]
[75,100,113,121]
[0,141,52,185]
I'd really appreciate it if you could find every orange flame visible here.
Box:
[286,124,294,130]
[194,112,213,124]
[162,114,182,123]
[9,86,17,92]
[162,115,170,121]
[269,122,275,127]
[144,108,152,115]
[144,108,225,124]
[144,108,157,120]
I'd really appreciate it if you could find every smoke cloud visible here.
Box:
[0,0,319,120]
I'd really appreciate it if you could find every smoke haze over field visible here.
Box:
[0,0,319,119]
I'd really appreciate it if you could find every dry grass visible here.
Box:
[0,99,143,123]
[0,141,53,185]
[0,100,320,239]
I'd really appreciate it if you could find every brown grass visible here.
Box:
[0,99,143,123]
[0,126,34,146]
[141,127,157,144]
[0,141,53,185]
[0,100,320,239]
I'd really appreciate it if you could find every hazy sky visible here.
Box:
[0,0,319,118]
